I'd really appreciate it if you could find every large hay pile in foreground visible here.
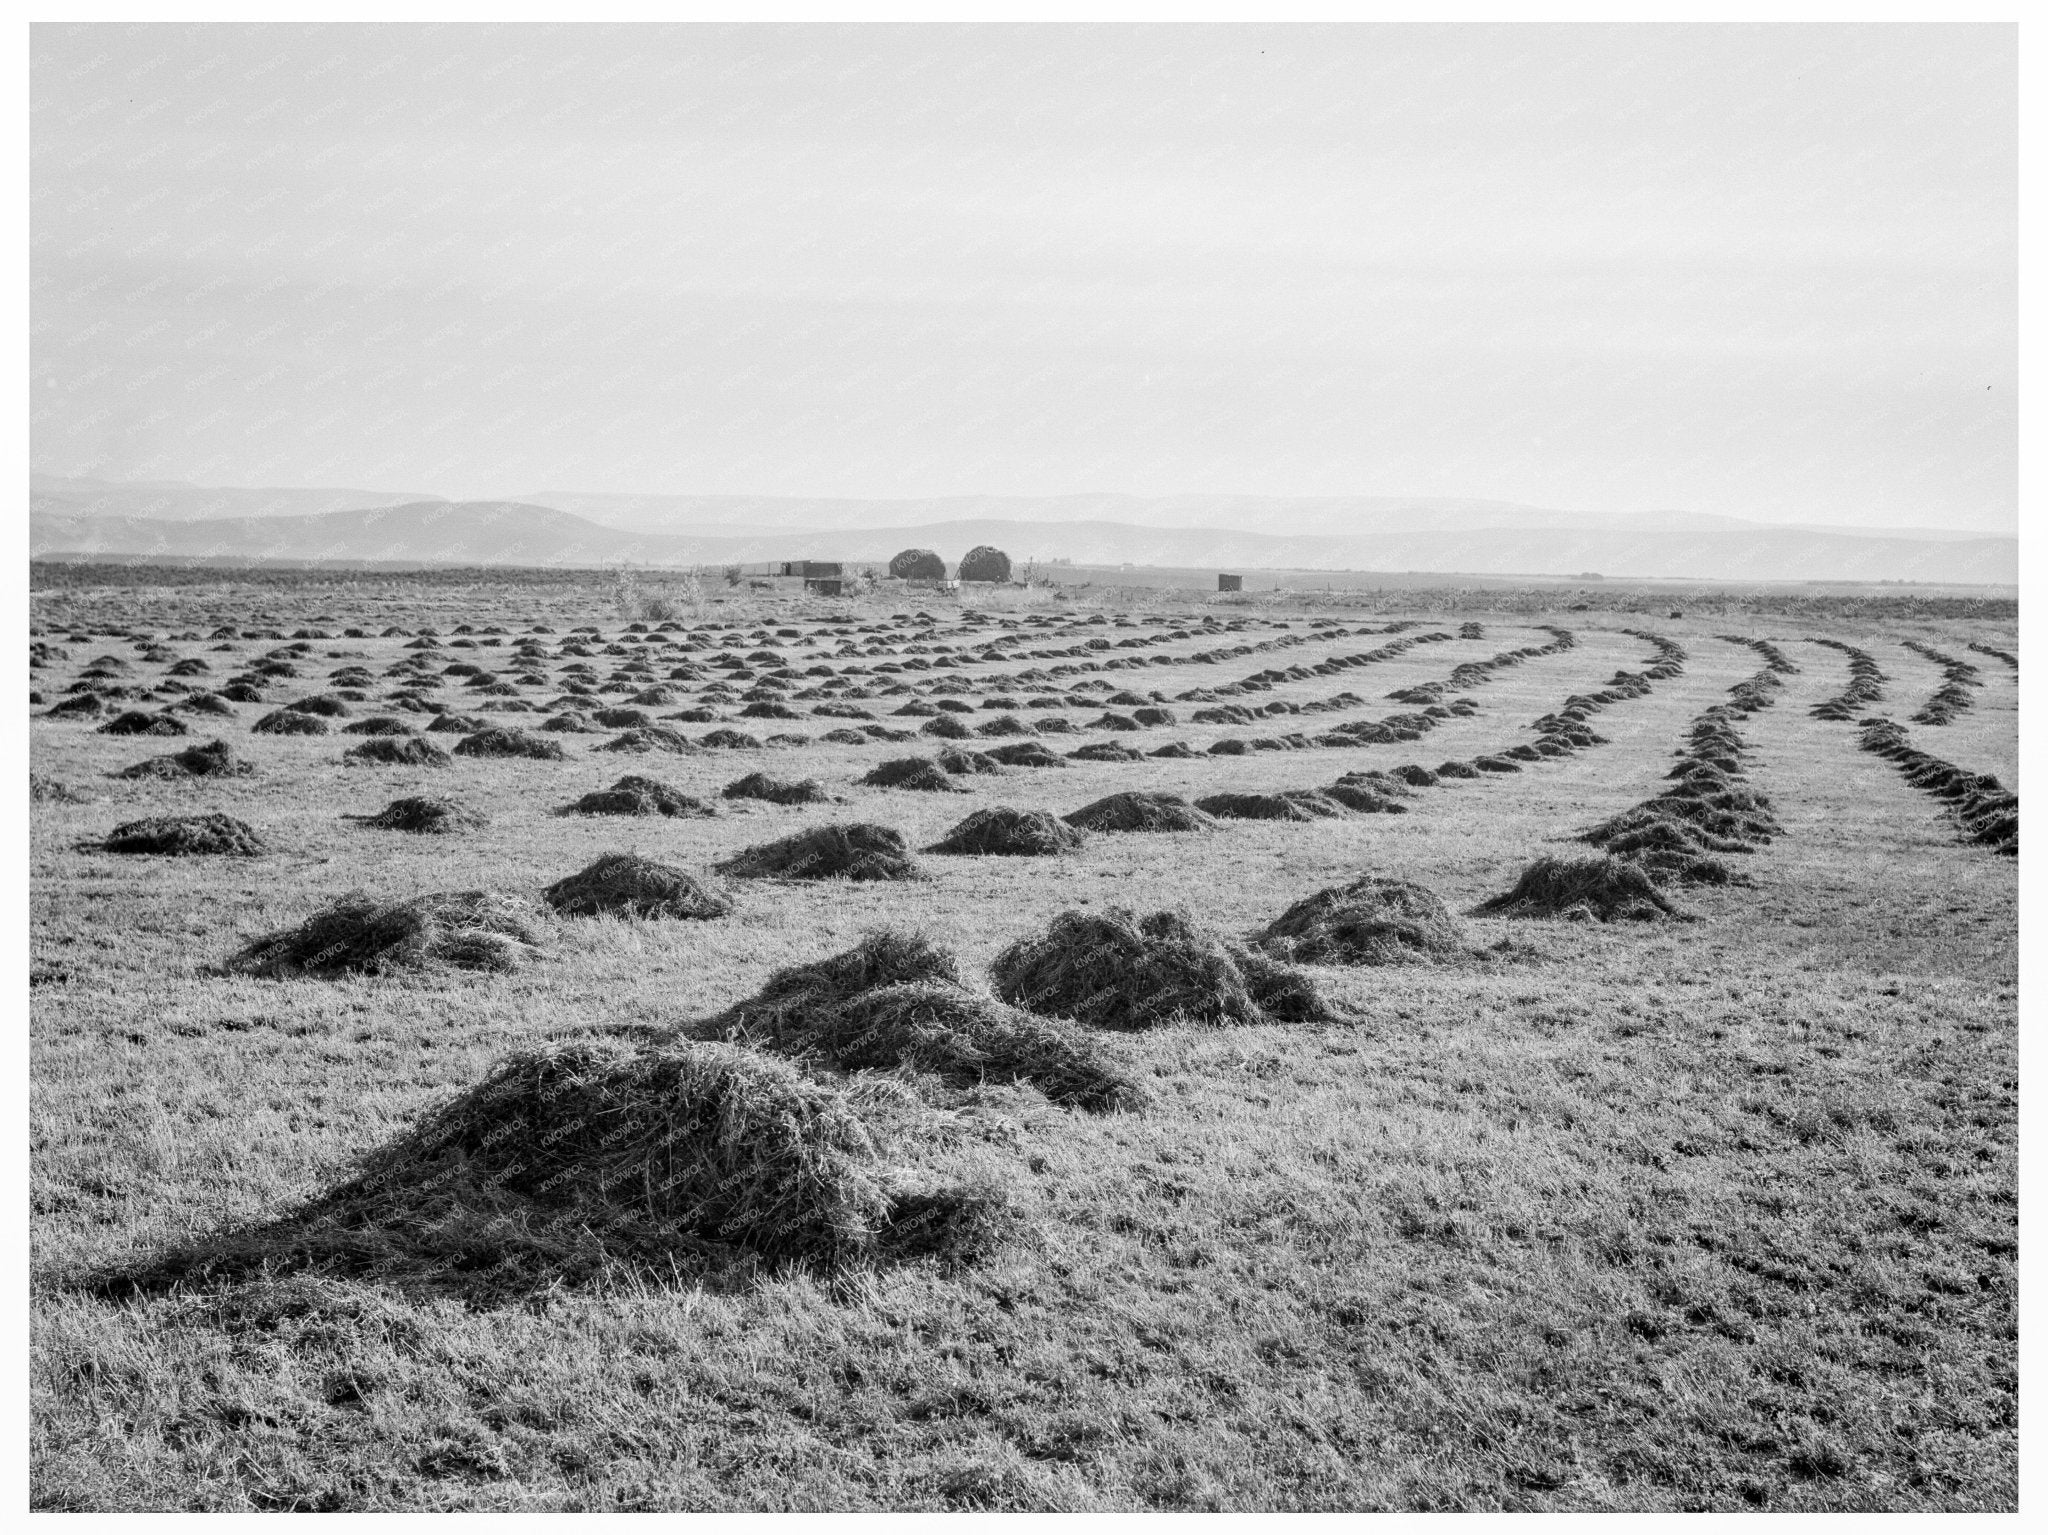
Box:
[717,932,1140,1111]
[1063,791,1216,833]
[1473,856,1685,923]
[544,853,733,920]
[102,813,267,857]
[715,823,921,882]
[927,807,1085,856]
[317,1039,1014,1277]
[1256,875,1464,964]
[228,891,545,976]
[991,908,1337,1029]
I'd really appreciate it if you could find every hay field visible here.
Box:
[29,573,2017,1510]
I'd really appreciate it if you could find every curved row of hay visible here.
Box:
[1388,623,1575,706]
[1902,639,1983,726]
[1857,718,2017,856]
[1968,641,2018,670]
[1807,637,1888,720]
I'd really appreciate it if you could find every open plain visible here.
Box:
[28,568,2018,1511]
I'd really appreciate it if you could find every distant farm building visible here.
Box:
[1217,573,1243,592]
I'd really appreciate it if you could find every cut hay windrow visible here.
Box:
[1256,875,1465,964]
[1806,637,1888,720]
[1857,718,2017,856]
[351,796,488,834]
[1902,640,1984,726]
[1473,855,1686,923]
[228,890,546,976]
[712,932,1140,1111]
[714,822,922,882]
[544,853,734,919]
[991,907,1338,1029]
[101,812,267,857]
[927,806,1086,856]
[112,738,254,780]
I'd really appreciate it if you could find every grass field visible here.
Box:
[28,572,2017,1511]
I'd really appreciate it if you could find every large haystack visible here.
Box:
[563,774,714,818]
[1473,855,1685,923]
[714,822,922,882]
[228,891,545,976]
[102,812,266,856]
[543,852,731,920]
[990,907,1337,1029]
[717,932,1138,1111]
[352,796,488,834]
[1063,790,1216,833]
[927,806,1086,856]
[1256,875,1463,964]
[113,738,253,780]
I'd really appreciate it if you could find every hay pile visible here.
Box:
[343,737,452,768]
[228,890,545,976]
[1472,855,1684,923]
[1068,740,1145,763]
[698,728,764,750]
[353,796,488,834]
[99,710,189,737]
[1063,790,1216,832]
[861,756,965,792]
[990,907,1337,1029]
[253,709,329,736]
[327,1038,1008,1275]
[30,775,92,803]
[1195,789,1348,822]
[927,806,1086,856]
[1255,875,1464,964]
[715,822,922,882]
[722,771,831,805]
[341,716,415,736]
[934,746,1002,776]
[986,741,1065,769]
[454,727,568,760]
[563,774,714,818]
[1320,782,1410,814]
[113,738,253,780]
[1433,759,1482,780]
[425,713,487,734]
[716,932,1139,1111]
[544,853,734,919]
[598,726,697,754]
[102,812,266,856]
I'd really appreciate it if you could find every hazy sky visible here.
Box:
[31,24,2015,528]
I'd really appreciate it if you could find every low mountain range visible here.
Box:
[28,478,2016,585]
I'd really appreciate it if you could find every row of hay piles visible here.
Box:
[1858,718,2018,855]
[1807,638,1888,720]
[1195,788,1351,821]
[990,908,1338,1028]
[1968,641,2018,670]
[710,931,1142,1111]
[1902,640,1984,726]
[1063,790,1216,832]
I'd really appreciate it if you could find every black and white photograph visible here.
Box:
[25,19,2019,1512]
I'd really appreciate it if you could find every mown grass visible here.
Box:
[28,581,2016,1510]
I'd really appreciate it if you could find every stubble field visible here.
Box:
[28,570,2019,1511]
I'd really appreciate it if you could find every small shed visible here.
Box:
[1217,573,1243,593]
